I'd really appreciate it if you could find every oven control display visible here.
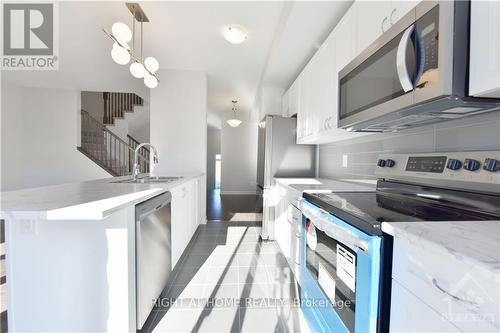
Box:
[405,156,447,173]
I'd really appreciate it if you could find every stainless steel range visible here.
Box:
[299,151,500,333]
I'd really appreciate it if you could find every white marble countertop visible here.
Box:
[0,173,203,220]
[382,220,500,277]
[274,177,376,196]
[383,220,500,331]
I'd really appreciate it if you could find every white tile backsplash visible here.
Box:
[319,112,500,179]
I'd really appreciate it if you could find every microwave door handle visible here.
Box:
[396,25,415,92]
[413,28,426,88]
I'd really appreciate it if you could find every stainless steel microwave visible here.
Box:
[338,0,500,132]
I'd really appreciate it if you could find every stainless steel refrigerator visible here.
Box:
[257,115,316,240]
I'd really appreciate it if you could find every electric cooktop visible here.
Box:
[303,179,500,236]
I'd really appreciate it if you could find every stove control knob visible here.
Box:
[483,158,500,172]
[386,159,396,168]
[446,159,462,170]
[377,159,386,167]
[463,159,481,171]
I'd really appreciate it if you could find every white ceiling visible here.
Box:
[3,1,352,122]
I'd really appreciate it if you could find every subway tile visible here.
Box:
[436,122,500,151]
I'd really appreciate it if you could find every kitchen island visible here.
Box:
[1,174,204,332]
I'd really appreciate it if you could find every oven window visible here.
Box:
[339,28,416,120]
[305,220,357,333]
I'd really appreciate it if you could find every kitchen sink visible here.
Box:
[115,176,184,184]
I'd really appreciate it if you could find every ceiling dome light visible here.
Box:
[223,25,248,44]
[130,61,147,78]
[144,74,158,88]
[112,22,132,44]
[111,46,130,65]
[227,119,242,127]
[144,57,160,73]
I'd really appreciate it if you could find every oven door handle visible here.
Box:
[396,24,415,93]
[301,204,370,254]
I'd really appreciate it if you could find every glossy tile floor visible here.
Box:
[1,220,7,333]
[141,222,312,333]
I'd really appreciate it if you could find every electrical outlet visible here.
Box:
[342,154,348,168]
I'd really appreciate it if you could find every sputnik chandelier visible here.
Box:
[103,3,159,88]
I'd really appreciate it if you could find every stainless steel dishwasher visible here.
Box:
[135,192,172,330]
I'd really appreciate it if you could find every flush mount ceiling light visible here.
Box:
[103,3,160,88]
[227,100,242,127]
[223,25,248,44]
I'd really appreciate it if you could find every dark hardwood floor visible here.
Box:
[207,190,262,222]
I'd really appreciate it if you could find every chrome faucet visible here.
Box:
[133,143,159,180]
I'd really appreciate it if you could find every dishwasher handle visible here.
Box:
[136,192,172,221]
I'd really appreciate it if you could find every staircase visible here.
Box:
[78,110,149,176]
[103,92,143,125]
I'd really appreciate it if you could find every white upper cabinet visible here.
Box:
[469,0,500,98]
[356,0,420,57]
[390,1,420,26]
[356,1,391,54]
[295,73,307,142]
[335,4,357,73]
[289,0,423,144]
[303,55,318,138]
[317,34,337,135]
[281,88,291,117]
[289,79,300,117]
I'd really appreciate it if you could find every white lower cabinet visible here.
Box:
[390,280,461,332]
[171,177,202,268]
[274,184,301,276]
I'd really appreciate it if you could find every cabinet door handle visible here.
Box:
[381,16,389,33]
[390,8,397,25]
[432,278,479,307]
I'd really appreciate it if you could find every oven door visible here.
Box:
[300,201,382,333]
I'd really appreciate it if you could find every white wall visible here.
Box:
[127,105,150,143]
[207,129,221,190]
[105,105,150,144]
[150,69,207,175]
[150,69,207,220]
[221,119,258,194]
[1,82,110,192]
[256,86,284,121]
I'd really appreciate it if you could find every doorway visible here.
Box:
[215,154,221,189]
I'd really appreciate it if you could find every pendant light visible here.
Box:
[103,3,160,88]
[227,100,242,127]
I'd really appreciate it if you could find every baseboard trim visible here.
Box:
[219,190,258,195]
